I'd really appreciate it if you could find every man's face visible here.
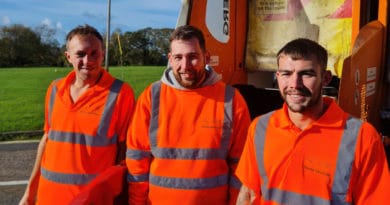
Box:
[168,37,209,89]
[276,54,326,114]
[65,34,104,82]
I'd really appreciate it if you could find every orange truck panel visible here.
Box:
[184,0,248,85]
[338,21,386,130]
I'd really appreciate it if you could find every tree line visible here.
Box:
[0,24,173,68]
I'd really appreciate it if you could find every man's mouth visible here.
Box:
[180,72,193,79]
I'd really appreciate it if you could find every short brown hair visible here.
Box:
[65,24,104,50]
[277,38,328,72]
[169,25,206,52]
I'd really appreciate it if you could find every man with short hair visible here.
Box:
[236,38,390,205]
[126,25,251,205]
[19,24,135,205]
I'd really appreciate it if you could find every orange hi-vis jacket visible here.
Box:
[126,71,251,205]
[37,70,135,205]
[236,97,390,205]
[69,165,127,205]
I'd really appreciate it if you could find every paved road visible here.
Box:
[0,140,38,205]
[1,140,388,205]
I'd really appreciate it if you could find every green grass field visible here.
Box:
[0,66,165,134]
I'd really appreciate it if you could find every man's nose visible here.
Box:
[289,73,303,88]
[180,56,191,68]
[82,55,89,64]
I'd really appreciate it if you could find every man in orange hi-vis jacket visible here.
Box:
[19,24,135,205]
[125,25,251,205]
[235,38,390,205]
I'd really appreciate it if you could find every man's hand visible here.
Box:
[236,185,257,205]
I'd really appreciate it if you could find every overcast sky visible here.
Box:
[0,0,182,44]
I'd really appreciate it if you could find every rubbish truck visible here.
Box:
[176,0,390,149]
[71,0,389,202]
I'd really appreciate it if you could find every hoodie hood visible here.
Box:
[161,65,222,90]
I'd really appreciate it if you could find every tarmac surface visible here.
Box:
[0,140,38,205]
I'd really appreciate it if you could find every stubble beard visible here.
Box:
[283,88,322,113]
[174,70,206,89]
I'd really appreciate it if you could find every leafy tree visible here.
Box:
[107,28,123,66]
[0,24,63,67]
[117,27,173,66]
[35,25,63,66]
[0,24,41,67]
[0,24,173,67]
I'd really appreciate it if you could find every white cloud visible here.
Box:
[56,22,62,29]
[2,16,10,25]
[41,18,51,26]
[0,1,181,44]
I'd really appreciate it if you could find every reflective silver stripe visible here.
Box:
[254,113,361,205]
[332,116,361,205]
[127,173,149,182]
[229,175,242,189]
[228,156,239,164]
[149,81,161,147]
[254,112,273,192]
[97,79,123,137]
[126,148,152,160]
[151,147,226,159]
[48,79,122,146]
[263,188,330,205]
[41,167,97,185]
[48,130,117,146]
[146,148,240,162]
[150,174,228,190]
[48,78,61,128]
[221,85,234,156]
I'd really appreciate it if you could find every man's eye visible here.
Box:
[280,72,290,76]
[76,53,86,58]
[189,54,200,61]
[308,73,316,76]
[90,50,100,57]
[301,72,316,77]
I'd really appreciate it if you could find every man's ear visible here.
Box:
[64,51,71,63]
[322,70,332,86]
[167,52,172,67]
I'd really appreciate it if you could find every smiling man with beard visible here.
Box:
[125,25,251,205]
[235,38,389,205]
